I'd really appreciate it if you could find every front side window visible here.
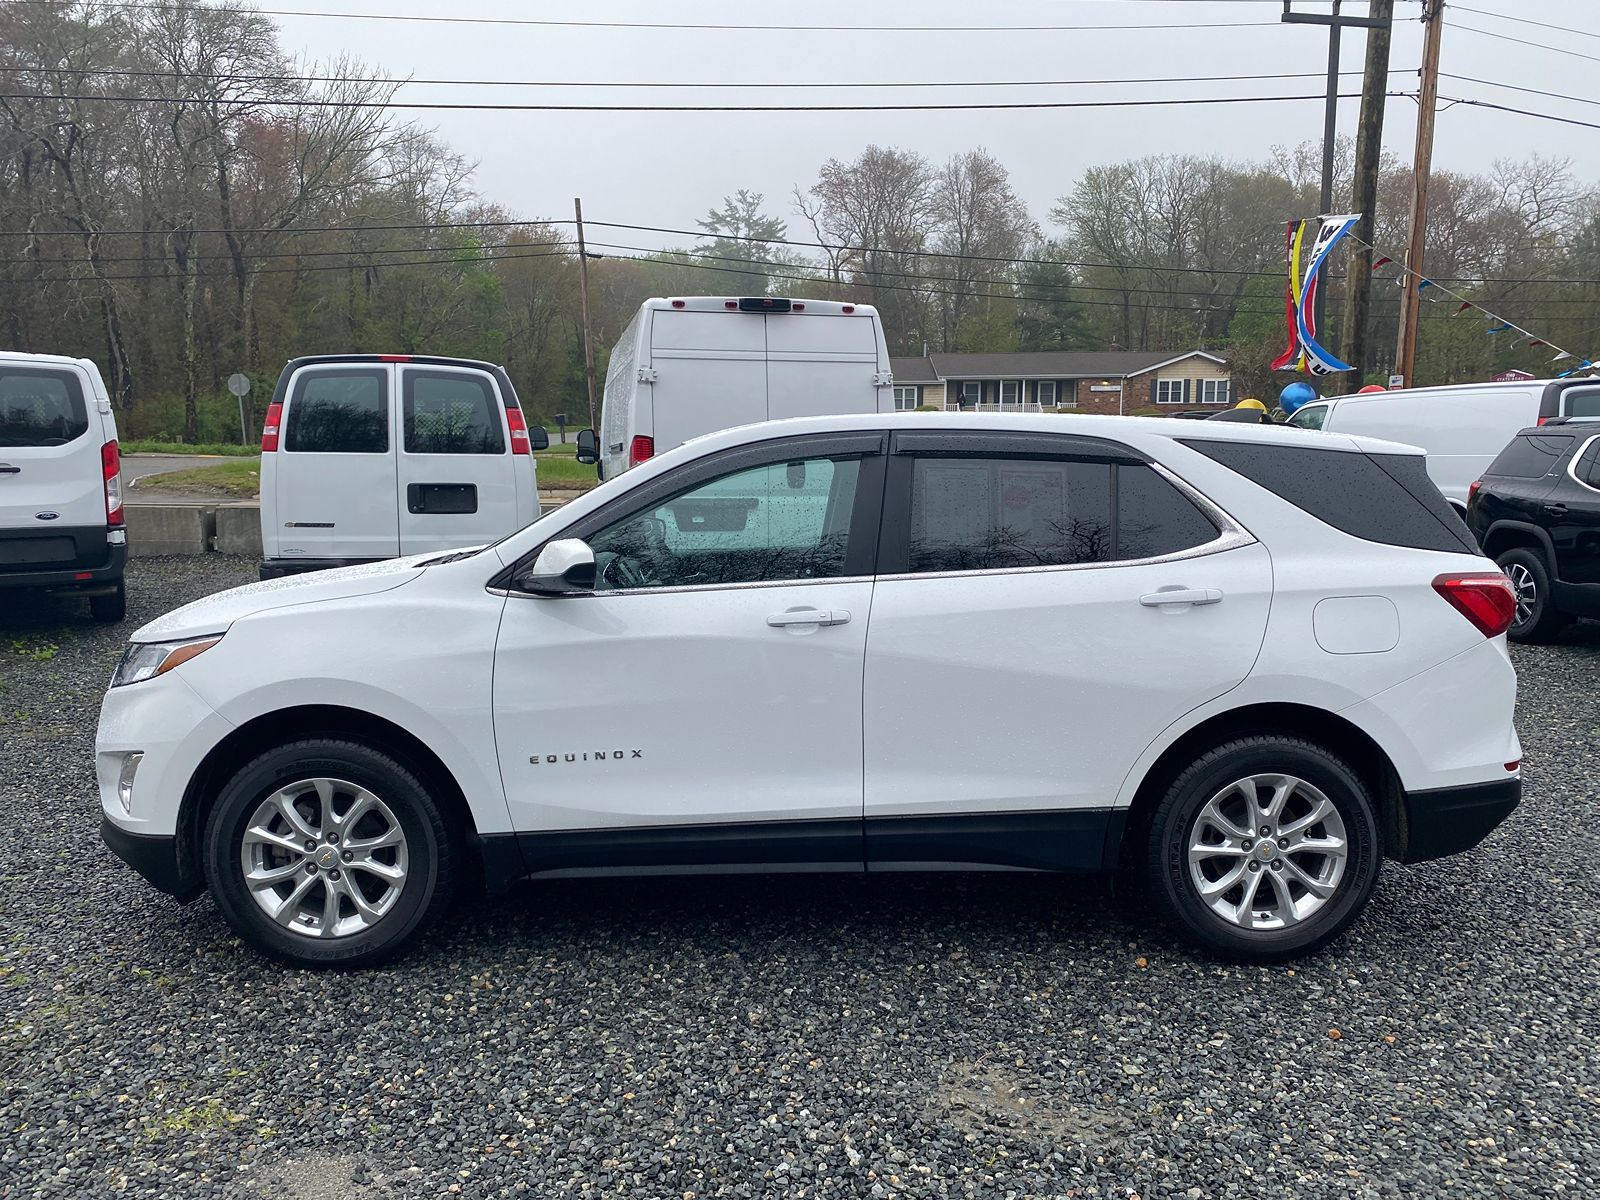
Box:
[907,457,1113,572]
[285,369,387,453]
[1289,403,1328,431]
[404,370,505,455]
[586,454,863,590]
[0,368,88,447]
[893,385,919,411]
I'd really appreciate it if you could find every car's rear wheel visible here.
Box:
[89,580,126,623]
[1147,736,1381,960]
[203,739,456,967]
[1497,548,1567,643]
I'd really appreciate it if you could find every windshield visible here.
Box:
[0,367,89,447]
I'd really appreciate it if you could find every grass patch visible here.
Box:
[136,459,261,498]
[535,452,600,490]
[120,440,258,456]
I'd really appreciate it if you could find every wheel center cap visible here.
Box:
[313,845,340,870]
[1256,841,1278,862]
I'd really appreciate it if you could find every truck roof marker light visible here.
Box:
[791,302,805,311]
[725,300,738,309]
[842,304,855,314]
[378,354,412,362]
[671,299,686,309]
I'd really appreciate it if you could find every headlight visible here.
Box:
[110,635,223,688]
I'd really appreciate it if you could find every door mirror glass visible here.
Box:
[574,428,600,465]
[528,425,551,452]
[519,538,596,595]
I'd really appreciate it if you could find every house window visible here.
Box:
[1199,378,1230,406]
[1154,379,1190,405]
[893,385,919,411]
[1000,380,1021,407]
[958,381,982,409]
[1036,380,1058,408]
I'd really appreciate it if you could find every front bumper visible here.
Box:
[99,817,202,900]
[1395,777,1521,864]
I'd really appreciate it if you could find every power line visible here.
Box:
[92,3,1282,33]
[1450,21,1600,67]
[1437,94,1600,134]
[0,88,1379,113]
[0,217,569,238]
[21,245,571,283]
[1441,73,1600,111]
[1447,5,1600,44]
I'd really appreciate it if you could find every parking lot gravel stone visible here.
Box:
[1,558,1595,1198]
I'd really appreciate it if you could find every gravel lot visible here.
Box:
[2,558,1596,1199]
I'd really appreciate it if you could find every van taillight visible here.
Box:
[506,407,532,455]
[101,440,123,527]
[260,401,282,452]
[1433,573,1516,638]
[629,435,655,466]
[378,354,412,362]
[1468,479,1482,504]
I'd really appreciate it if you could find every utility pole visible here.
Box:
[1341,0,1394,379]
[574,197,599,430]
[1281,1,1392,339]
[1394,0,1445,388]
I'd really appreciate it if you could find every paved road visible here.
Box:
[120,452,255,494]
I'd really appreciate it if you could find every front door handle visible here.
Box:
[1544,502,1569,516]
[1140,587,1223,608]
[0,464,19,475]
[766,608,851,628]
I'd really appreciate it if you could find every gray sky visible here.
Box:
[264,0,1597,246]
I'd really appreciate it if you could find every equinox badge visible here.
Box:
[531,749,643,765]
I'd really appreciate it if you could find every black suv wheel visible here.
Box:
[1496,548,1568,643]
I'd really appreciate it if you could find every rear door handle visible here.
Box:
[1140,587,1223,608]
[1544,502,1569,516]
[0,465,19,475]
[767,608,851,628]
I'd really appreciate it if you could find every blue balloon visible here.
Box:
[1279,381,1317,414]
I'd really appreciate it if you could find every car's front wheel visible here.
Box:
[203,739,457,967]
[1147,736,1381,960]
[1497,547,1568,643]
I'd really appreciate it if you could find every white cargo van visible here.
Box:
[590,297,893,478]
[1287,377,1600,512]
[258,354,547,578]
[0,351,127,621]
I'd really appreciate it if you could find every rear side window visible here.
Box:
[0,367,88,447]
[1182,439,1477,555]
[908,458,1114,571]
[285,369,388,453]
[403,370,505,455]
[1485,433,1573,479]
[1117,465,1219,559]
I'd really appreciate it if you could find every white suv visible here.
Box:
[95,414,1522,967]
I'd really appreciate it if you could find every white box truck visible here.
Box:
[589,297,894,478]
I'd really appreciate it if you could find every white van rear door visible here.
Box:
[648,309,766,453]
[396,364,519,555]
[0,362,108,531]
[274,364,398,560]
[765,311,884,419]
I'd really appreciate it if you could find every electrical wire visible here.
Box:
[1450,21,1600,67]
[1437,94,1600,134]
[1446,5,1600,44]
[1440,73,1600,111]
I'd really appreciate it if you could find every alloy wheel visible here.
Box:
[1186,773,1349,931]
[1507,562,1537,628]
[239,778,409,939]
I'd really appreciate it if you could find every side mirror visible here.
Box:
[527,425,550,451]
[574,428,600,466]
[518,538,596,595]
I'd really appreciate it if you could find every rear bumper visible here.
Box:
[259,556,383,580]
[99,816,201,901]
[1395,777,1521,864]
[0,534,125,591]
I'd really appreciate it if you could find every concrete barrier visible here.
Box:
[214,504,263,558]
[125,504,216,558]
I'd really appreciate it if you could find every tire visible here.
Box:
[1147,736,1382,961]
[89,580,126,623]
[1497,547,1568,644]
[203,739,457,967]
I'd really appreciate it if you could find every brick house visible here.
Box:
[887,350,1232,415]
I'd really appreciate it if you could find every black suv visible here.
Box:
[1467,423,1600,641]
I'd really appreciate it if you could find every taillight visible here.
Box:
[378,354,412,362]
[1433,572,1517,638]
[506,406,532,455]
[1468,479,1482,504]
[101,440,123,527]
[1536,416,1550,426]
[260,401,282,452]
[629,435,655,467]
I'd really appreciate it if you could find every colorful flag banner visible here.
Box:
[1293,213,1360,376]
[1453,302,1474,316]
[1270,220,1305,373]
[1552,350,1573,362]
[1487,323,1513,334]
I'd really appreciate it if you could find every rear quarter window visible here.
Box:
[1181,439,1478,555]
[0,367,88,447]
[1485,434,1574,479]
